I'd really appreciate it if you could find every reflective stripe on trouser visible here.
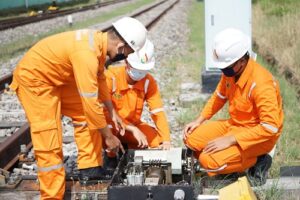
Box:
[106,122,163,158]
[11,80,65,199]
[36,150,65,200]
[184,120,275,176]
[61,83,102,169]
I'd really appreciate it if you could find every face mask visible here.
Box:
[127,67,148,81]
[221,66,235,77]
[111,46,126,62]
[221,62,243,77]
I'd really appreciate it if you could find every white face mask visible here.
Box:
[126,67,148,81]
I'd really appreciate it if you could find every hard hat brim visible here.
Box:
[212,58,238,69]
[127,59,155,71]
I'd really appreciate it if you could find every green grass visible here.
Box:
[253,0,300,16]
[254,179,284,200]
[0,0,154,63]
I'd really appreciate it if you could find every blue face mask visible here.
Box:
[126,67,148,81]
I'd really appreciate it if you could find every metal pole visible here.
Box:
[25,0,29,9]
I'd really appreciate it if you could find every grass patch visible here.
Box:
[0,0,154,63]
[254,179,284,200]
[252,1,300,91]
[253,0,299,16]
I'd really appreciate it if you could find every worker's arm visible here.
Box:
[200,75,227,119]
[183,76,227,138]
[125,124,149,148]
[102,69,125,135]
[70,50,107,129]
[70,50,124,152]
[145,77,171,150]
[233,79,282,150]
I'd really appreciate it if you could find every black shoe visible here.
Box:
[79,166,106,182]
[248,154,272,186]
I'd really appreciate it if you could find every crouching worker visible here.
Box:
[10,16,147,199]
[183,28,283,185]
[103,39,171,167]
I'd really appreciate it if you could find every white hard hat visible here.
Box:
[112,17,147,52]
[126,39,155,71]
[213,28,251,69]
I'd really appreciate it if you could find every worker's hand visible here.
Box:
[203,135,237,154]
[159,141,171,150]
[128,126,148,148]
[111,109,125,136]
[100,126,125,153]
[183,116,206,140]
[104,134,125,154]
[183,120,200,140]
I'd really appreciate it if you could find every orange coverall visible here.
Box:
[184,59,283,176]
[10,29,110,199]
[103,66,170,149]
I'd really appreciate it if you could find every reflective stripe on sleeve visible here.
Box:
[248,82,256,98]
[38,163,64,172]
[144,79,149,94]
[112,77,116,93]
[150,107,164,114]
[216,91,226,99]
[79,91,98,98]
[88,30,95,51]
[199,164,227,173]
[261,122,278,134]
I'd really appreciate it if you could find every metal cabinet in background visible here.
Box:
[202,0,252,93]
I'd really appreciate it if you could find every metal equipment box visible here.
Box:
[108,148,196,200]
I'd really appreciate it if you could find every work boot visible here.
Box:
[248,154,272,186]
[79,166,107,183]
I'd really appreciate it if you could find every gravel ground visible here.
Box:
[143,0,191,147]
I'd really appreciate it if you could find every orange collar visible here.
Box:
[236,58,255,89]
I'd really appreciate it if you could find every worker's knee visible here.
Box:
[199,153,219,170]
[184,136,199,151]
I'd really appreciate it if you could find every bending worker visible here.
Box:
[10,17,147,199]
[104,39,171,163]
[183,28,283,184]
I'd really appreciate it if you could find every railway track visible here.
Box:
[0,0,129,31]
[0,0,180,198]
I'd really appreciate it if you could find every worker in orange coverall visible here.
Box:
[103,39,171,167]
[183,28,283,185]
[10,17,147,199]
